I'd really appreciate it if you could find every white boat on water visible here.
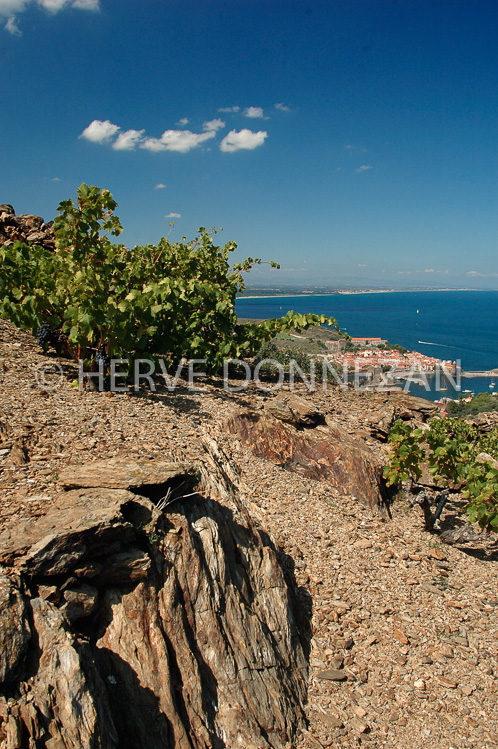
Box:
[490,381,496,389]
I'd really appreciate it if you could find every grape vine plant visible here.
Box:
[0,183,340,373]
[384,417,498,532]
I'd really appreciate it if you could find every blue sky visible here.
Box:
[2,0,498,288]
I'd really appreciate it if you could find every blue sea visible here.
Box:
[236,290,498,401]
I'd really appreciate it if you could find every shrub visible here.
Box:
[0,183,340,373]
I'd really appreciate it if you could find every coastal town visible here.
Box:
[320,336,457,378]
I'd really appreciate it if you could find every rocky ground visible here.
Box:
[0,318,497,749]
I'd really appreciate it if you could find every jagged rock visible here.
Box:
[29,596,117,747]
[470,411,498,433]
[362,404,396,440]
[18,214,43,231]
[0,573,31,685]
[439,525,485,545]
[0,488,149,574]
[476,451,498,470]
[389,393,438,422]
[58,457,197,493]
[61,583,99,623]
[226,409,385,511]
[0,208,55,250]
[4,439,28,466]
[0,449,307,748]
[264,393,324,427]
[88,548,151,585]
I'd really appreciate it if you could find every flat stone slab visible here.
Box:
[59,458,197,491]
[0,489,149,574]
[315,669,348,681]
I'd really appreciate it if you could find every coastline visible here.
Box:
[238,288,483,300]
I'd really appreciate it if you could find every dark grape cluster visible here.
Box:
[96,344,110,370]
[36,323,56,351]
[36,324,69,353]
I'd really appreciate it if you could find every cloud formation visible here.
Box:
[219,129,268,153]
[141,129,216,153]
[80,117,268,155]
[356,165,373,173]
[80,119,120,144]
[113,129,145,151]
[4,13,19,31]
[0,0,29,14]
[71,0,99,8]
[203,118,225,132]
[2,0,99,34]
[154,183,166,189]
[218,106,240,113]
[243,106,265,119]
[165,212,181,218]
[274,102,290,112]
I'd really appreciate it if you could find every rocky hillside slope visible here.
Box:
[0,318,497,749]
[0,205,55,250]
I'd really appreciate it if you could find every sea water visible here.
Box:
[236,290,498,401]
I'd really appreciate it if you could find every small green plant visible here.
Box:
[383,420,426,485]
[384,417,498,531]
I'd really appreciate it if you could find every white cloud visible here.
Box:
[243,106,265,119]
[38,0,69,11]
[165,212,181,218]
[52,176,61,181]
[71,0,99,9]
[0,0,28,15]
[139,138,165,153]
[112,128,145,151]
[80,119,120,144]
[357,264,367,269]
[79,117,268,157]
[219,129,268,153]
[356,165,373,173]
[154,183,166,189]
[1,0,99,34]
[218,106,240,113]
[274,102,290,112]
[4,13,20,31]
[203,118,225,131]
[177,117,189,126]
[141,128,216,153]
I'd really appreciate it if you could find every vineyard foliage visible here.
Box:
[0,184,340,371]
[384,417,498,532]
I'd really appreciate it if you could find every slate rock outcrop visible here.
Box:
[0,452,307,748]
[226,395,386,512]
